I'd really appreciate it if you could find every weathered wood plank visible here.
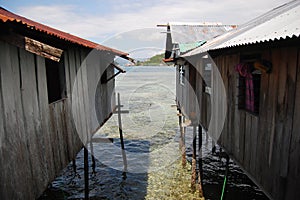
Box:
[232,54,241,159]
[63,50,74,160]
[107,63,116,114]
[256,49,271,185]
[75,48,87,143]
[243,113,252,171]
[227,54,240,155]
[67,49,81,153]
[48,103,61,174]
[238,101,246,165]
[263,48,280,195]
[80,49,91,139]
[36,55,56,180]
[250,115,258,175]
[285,47,300,200]
[19,47,43,198]
[0,41,35,199]
[279,47,297,178]
[86,50,100,132]
[25,37,63,62]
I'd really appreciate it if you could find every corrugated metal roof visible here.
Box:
[178,41,206,53]
[0,7,128,56]
[169,22,236,44]
[184,0,300,56]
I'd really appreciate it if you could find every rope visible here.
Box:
[220,155,230,200]
[220,175,227,200]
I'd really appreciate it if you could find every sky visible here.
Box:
[0,0,290,58]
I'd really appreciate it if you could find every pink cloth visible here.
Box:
[235,63,255,112]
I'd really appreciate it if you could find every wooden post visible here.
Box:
[191,124,197,191]
[90,141,96,173]
[117,93,128,173]
[72,159,76,174]
[181,116,187,168]
[198,125,204,197]
[212,140,216,154]
[206,132,209,143]
[220,155,230,200]
[178,109,183,151]
[84,147,89,200]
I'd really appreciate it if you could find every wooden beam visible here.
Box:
[0,32,63,62]
[25,37,63,62]
[112,63,126,73]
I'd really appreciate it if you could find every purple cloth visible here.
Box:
[235,63,255,112]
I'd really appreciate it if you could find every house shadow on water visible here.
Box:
[39,139,151,200]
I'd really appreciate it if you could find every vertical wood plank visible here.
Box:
[285,47,300,200]
[238,110,246,164]
[80,49,91,140]
[250,115,258,175]
[67,49,82,153]
[36,55,56,180]
[243,113,252,171]
[0,41,34,199]
[63,50,75,159]
[19,47,43,198]
[256,49,271,185]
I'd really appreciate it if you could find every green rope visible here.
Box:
[220,175,227,200]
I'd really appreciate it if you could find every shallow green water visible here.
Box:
[39,66,268,200]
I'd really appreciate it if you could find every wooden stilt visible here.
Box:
[206,131,209,143]
[212,140,216,154]
[84,147,89,200]
[90,141,96,173]
[117,93,128,173]
[72,159,76,174]
[198,125,204,197]
[178,109,183,151]
[191,124,197,191]
[181,116,187,168]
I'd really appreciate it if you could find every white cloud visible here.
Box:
[17,0,289,46]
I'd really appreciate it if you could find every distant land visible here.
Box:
[115,53,168,67]
[135,53,167,66]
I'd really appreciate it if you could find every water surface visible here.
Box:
[39,66,268,200]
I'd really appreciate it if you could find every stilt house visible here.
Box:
[174,1,300,199]
[0,7,128,199]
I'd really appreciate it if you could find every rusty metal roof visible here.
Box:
[184,0,300,56]
[0,7,128,56]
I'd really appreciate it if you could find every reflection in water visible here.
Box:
[39,66,269,200]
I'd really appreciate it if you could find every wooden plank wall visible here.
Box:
[0,40,116,199]
[176,55,212,129]
[212,46,300,200]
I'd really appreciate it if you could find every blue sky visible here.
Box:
[0,0,289,58]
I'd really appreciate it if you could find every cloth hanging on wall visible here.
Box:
[235,63,255,112]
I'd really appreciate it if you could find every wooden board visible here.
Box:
[19,47,44,197]
[285,47,300,200]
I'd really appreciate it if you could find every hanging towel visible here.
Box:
[235,63,255,112]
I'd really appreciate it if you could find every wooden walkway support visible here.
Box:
[191,124,197,191]
[90,141,96,173]
[178,109,186,167]
[84,147,89,200]
[117,93,128,173]
[198,125,204,197]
